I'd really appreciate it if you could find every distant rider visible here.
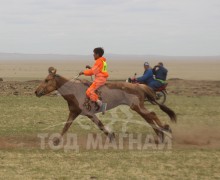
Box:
[136,62,166,90]
[152,62,168,85]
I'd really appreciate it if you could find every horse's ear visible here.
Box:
[48,67,57,75]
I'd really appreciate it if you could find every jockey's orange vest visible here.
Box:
[84,57,109,78]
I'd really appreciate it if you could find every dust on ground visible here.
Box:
[172,125,220,149]
[1,126,220,150]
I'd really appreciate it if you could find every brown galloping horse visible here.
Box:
[35,67,176,145]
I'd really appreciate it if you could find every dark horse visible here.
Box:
[35,67,176,145]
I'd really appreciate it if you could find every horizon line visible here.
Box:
[0,52,220,57]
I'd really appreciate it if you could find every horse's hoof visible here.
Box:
[162,124,173,139]
[155,134,164,144]
[159,131,164,143]
[164,124,172,134]
[53,137,60,146]
[108,132,116,142]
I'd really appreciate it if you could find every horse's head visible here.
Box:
[35,67,58,97]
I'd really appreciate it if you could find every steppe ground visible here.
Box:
[0,59,220,179]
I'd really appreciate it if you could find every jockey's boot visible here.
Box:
[96,100,107,115]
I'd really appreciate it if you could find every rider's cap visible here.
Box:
[144,62,149,66]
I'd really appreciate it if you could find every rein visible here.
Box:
[69,74,81,82]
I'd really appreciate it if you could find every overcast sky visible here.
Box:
[0,0,220,56]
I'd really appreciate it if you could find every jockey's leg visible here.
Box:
[86,78,107,114]
[86,82,99,102]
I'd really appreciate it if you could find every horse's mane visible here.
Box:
[106,82,155,99]
[70,78,155,100]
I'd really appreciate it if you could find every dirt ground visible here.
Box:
[1,127,220,151]
[0,79,219,97]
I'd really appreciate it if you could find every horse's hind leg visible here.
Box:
[130,104,164,142]
[148,111,172,134]
[87,114,115,142]
[140,103,172,133]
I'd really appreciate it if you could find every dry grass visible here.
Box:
[0,94,220,179]
[0,149,220,179]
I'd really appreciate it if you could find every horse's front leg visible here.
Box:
[87,114,115,142]
[53,111,80,146]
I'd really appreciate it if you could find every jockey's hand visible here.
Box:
[79,71,84,76]
[131,78,137,83]
[86,65,91,69]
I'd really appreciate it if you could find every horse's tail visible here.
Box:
[139,84,177,123]
[156,103,177,123]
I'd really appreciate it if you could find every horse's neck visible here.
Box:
[55,76,84,100]
[55,75,69,89]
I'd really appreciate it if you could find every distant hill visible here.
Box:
[0,53,219,61]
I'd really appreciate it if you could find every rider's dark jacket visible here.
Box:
[153,66,168,81]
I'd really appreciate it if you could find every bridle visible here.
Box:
[37,74,60,97]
